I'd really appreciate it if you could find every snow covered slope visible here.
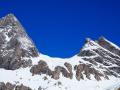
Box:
[0,14,120,90]
[0,54,120,90]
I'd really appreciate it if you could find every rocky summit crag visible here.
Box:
[0,14,120,90]
[0,14,38,70]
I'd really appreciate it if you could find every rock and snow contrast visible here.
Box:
[0,14,120,90]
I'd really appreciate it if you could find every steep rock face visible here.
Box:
[78,38,120,78]
[0,14,38,70]
[98,37,120,56]
[75,64,105,81]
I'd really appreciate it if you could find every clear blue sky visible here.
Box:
[0,0,120,58]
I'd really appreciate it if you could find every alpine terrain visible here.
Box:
[0,14,120,90]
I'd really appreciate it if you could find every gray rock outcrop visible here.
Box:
[0,82,31,90]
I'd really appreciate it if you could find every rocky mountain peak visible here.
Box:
[78,37,120,78]
[0,13,19,26]
[0,14,39,70]
[98,36,120,56]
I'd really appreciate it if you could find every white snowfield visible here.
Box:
[0,54,120,90]
[1,32,120,90]
[0,14,120,90]
[0,27,120,90]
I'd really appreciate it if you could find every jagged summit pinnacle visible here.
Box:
[3,13,17,19]
[82,36,120,51]
[98,36,106,40]
[0,13,16,20]
[98,36,120,56]
[0,13,39,70]
[0,13,19,26]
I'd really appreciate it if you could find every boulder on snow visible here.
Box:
[30,60,52,76]
[75,64,104,81]
[0,82,31,90]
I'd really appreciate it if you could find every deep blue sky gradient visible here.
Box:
[0,0,120,58]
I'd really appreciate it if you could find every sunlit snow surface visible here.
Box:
[0,14,120,90]
[0,54,120,90]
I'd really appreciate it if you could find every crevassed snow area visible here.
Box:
[0,67,120,90]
